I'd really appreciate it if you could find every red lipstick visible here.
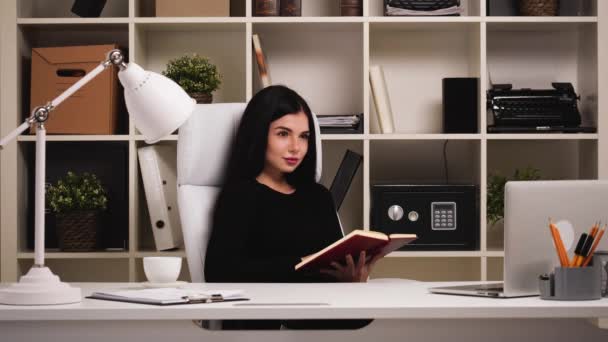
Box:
[284,158,299,166]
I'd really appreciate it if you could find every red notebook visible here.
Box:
[295,229,417,271]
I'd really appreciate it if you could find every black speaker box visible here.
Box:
[442,77,479,133]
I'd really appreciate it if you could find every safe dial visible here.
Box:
[387,205,404,221]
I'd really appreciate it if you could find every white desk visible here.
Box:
[1,281,608,342]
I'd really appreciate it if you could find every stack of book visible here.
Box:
[318,114,363,134]
[254,0,301,16]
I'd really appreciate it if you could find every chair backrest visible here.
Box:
[177,103,323,282]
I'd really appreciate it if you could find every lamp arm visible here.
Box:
[0,121,32,149]
[0,49,127,149]
[50,49,127,109]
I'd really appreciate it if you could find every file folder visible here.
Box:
[138,145,183,251]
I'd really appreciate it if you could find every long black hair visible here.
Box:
[223,85,317,188]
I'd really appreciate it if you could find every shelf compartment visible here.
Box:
[18,259,129,282]
[371,257,481,281]
[134,257,191,283]
[368,0,481,17]
[17,23,130,135]
[487,257,503,281]
[487,140,597,183]
[370,140,481,185]
[487,0,596,17]
[19,142,130,253]
[370,22,480,134]
[18,0,128,18]
[17,23,128,47]
[486,22,598,130]
[136,0,246,17]
[486,139,597,250]
[250,0,359,18]
[252,22,364,117]
[133,22,246,109]
[290,0,350,17]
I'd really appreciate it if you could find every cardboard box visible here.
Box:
[156,0,230,17]
[30,44,119,134]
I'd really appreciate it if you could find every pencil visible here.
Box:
[582,224,606,267]
[590,221,600,239]
[549,219,569,267]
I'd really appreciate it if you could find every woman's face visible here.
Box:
[263,110,310,177]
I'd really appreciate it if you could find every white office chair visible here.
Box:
[176,103,406,330]
[177,103,324,283]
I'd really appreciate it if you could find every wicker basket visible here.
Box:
[56,210,101,251]
[518,0,559,16]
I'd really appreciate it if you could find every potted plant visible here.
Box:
[162,54,222,104]
[487,166,542,225]
[46,171,108,251]
[486,167,541,248]
[518,0,559,16]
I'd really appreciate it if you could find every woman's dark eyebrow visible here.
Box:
[274,126,310,134]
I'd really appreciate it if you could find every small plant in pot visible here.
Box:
[46,171,108,251]
[487,166,542,226]
[162,54,222,104]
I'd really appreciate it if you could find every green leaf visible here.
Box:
[162,53,222,94]
[46,172,108,213]
[487,166,542,225]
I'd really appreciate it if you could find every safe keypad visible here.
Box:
[431,202,457,230]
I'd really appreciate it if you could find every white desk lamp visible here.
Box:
[0,50,195,305]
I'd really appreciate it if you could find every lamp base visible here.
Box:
[0,266,81,305]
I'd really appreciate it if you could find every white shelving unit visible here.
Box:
[1,0,606,283]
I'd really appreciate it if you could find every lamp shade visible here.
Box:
[118,63,195,144]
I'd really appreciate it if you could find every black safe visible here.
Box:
[371,184,479,251]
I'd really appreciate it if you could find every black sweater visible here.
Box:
[204,179,343,283]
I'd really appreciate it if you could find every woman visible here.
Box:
[204,85,377,329]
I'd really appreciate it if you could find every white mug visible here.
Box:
[143,257,182,283]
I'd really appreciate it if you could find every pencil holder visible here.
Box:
[538,256,602,300]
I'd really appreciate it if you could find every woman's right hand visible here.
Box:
[319,251,381,282]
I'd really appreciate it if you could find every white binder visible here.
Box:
[137,145,183,251]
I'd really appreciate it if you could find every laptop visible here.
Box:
[429,180,608,298]
[329,149,362,211]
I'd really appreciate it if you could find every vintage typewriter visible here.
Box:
[487,82,595,133]
[384,0,461,15]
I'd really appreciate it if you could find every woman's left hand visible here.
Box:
[319,250,382,282]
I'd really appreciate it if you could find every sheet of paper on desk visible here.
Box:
[90,288,246,305]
